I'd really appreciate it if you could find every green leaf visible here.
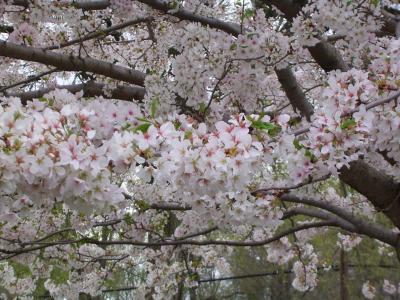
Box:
[251,120,275,131]
[267,125,281,137]
[184,130,192,140]
[251,120,281,137]
[340,118,356,130]
[10,261,32,279]
[136,117,151,123]
[173,120,181,130]
[370,0,379,6]
[305,149,316,161]
[25,35,33,45]
[13,111,22,120]
[293,138,303,150]
[50,266,69,285]
[246,32,258,38]
[150,97,159,119]
[247,115,282,137]
[189,273,200,281]
[244,8,255,18]
[124,212,134,225]
[134,123,151,133]
[199,102,207,114]
[121,122,132,131]
[33,278,47,298]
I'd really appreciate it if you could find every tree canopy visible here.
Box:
[0,0,400,299]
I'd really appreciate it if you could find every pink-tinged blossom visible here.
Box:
[84,145,108,176]
[383,280,396,295]
[58,135,85,170]
[8,22,40,46]
[27,147,54,176]
[133,125,159,151]
[362,281,376,299]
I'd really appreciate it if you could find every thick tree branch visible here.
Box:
[136,0,242,36]
[149,203,192,211]
[264,0,307,21]
[7,81,146,104]
[0,25,14,34]
[339,160,400,229]
[306,40,349,72]
[279,194,399,247]
[282,206,357,233]
[0,41,146,86]
[265,0,398,37]
[275,66,314,120]
[73,0,110,10]
[11,0,110,10]
[264,0,349,72]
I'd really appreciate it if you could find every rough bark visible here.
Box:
[265,0,307,21]
[307,40,350,72]
[340,249,349,300]
[281,194,399,246]
[339,160,400,229]
[275,66,314,120]
[0,41,146,86]
[8,82,146,104]
[137,0,242,35]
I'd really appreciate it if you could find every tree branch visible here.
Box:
[136,0,241,36]
[0,221,334,260]
[0,68,58,93]
[292,90,400,136]
[0,41,146,86]
[279,194,399,247]
[254,174,330,194]
[339,160,400,229]
[102,286,136,293]
[43,17,153,51]
[7,81,145,104]
[197,263,399,283]
[275,66,314,121]
[11,0,110,10]
[282,206,357,233]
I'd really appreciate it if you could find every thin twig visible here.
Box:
[0,68,58,93]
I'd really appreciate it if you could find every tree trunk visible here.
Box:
[339,249,349,300]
